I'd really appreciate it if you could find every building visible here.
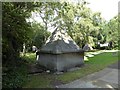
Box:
[37,28,84,72]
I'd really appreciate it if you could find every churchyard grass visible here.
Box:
[58,51,118,83]
[24,73,54,88]
[23,51,118,88]
[21,53,36,64]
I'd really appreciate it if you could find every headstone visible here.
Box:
[83,43,93,51]
[32,45,37,52]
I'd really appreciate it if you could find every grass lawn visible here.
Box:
[23,51,119,88]
[58,51,118,83]
[24,74,55,88]
[21,53,36,64]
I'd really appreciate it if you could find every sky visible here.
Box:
[86,0,119,21]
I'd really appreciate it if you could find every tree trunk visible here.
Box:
[22,43,26,56]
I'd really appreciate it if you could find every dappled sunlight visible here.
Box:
[84,56,89,61]
[92,80,116,88]
[25,53,36,57]
[23,51,118,88]
[3,1,118,88]
[85,54,94,57]
[46,29,72,44]
[84,50,118,62]
[106,84,114,89]
[104,50,119,52]
[26,54,30,57]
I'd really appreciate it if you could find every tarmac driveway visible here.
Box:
[57,61,119,89]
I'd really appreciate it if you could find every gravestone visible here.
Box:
[37,28,84,72]
[83,43,93,51]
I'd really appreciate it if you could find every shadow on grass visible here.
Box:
[23,51,118,88]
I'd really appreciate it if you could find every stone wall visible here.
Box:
[38,52,84,72]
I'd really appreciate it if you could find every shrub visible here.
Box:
[2,58,28,88]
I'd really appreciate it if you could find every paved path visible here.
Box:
[108,60,120,69]
[57,61,119,89]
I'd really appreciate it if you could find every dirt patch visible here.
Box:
[27,63,47,74]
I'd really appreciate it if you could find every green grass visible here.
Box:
[21,53,36,64]
[23,51,118,88]
[24,74,54,88]
[58,52,118,83]
[21,53,55,88]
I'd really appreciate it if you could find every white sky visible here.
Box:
[86,0,120,21]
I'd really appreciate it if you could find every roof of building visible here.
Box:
[40,28,83,54]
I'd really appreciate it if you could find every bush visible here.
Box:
[2,58,28,88]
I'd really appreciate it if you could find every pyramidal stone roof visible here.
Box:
[40,28,83,54]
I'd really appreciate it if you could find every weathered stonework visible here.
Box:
[37,29,84,72]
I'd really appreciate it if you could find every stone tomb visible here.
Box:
[83,43,93,51]
[37,29,84,72]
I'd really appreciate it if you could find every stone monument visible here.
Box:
[37,28,84,72]
[83,43,93,51]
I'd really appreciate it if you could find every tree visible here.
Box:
[104,16,118,49]
[31,22,51,49]
[2,2,36,65]
[2,2,36,88]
